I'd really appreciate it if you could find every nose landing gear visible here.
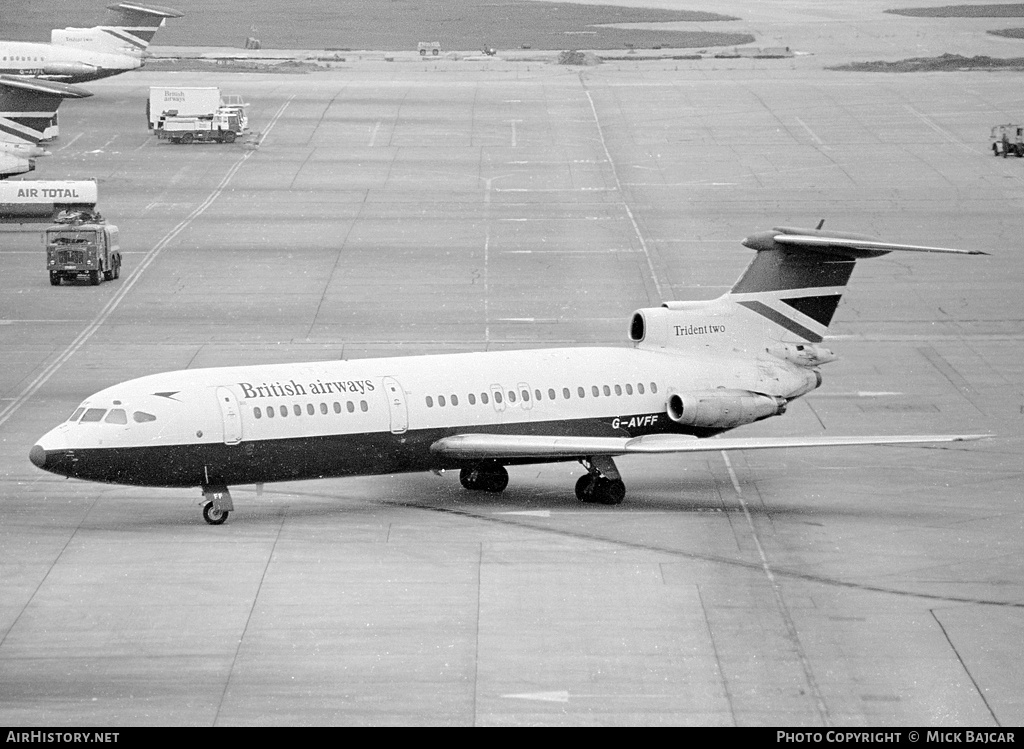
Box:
[201,484,233,525]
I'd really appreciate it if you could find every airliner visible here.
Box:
[0,76,92,178]
[0,3,183,84]
[29,225,990,524]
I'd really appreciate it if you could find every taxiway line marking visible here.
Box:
[582,86,664,301]
[0,97,294,432]
[721,450,831,724]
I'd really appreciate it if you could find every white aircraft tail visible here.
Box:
[0,75,93,147]
[630,224,987,360]
[50,3,183,57]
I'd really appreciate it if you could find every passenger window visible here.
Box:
[105,409,127,424]
[577,387,585,398]
[603,385,611,396]
[563,388,570,399]
[80,408,106,422]
[280,405,288,417]
[438,395,446,407]
[614,385,621,396]
[347,401,355,413]
[360,401,368,412]
[494,392,502,404]
[637,383,645,395]
[426,396,434,408]
[547,389,554,400]
[507,391,516,403]
[254,407,262,419]
[468,393,476,405]
[334,402,341,414]
[592,386,599,397]
[307,404,315,415]
[625,384,633,395]
[320,403,328,415]
[481,392,489,404]
[293,405,302,416]
[68,408,85,422]
[650,382,658,394]
[521,389,530,401]
[451,394,459,406]
[266,407,275,419]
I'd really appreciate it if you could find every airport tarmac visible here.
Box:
[0,52,1022,726]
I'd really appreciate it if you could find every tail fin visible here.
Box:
[728,225,988,342]
[51,3,183,57]
[0,75,93,146]
[631,225,986,355]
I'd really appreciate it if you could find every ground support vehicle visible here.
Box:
[418,41,440,55]
[156,106,247,144]
[992,124,1024,157]
[45,211,121,286]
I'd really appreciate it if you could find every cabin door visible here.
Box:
[382,376,408,434]
[216,386,243,445]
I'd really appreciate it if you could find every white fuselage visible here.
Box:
[0,41,142,82]
[31,345,816,489]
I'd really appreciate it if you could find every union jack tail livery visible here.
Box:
[629,224,988,366]
[50,3,184,58]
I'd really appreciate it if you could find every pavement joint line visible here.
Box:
[0,97,294,433]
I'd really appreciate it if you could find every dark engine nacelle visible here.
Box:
[666,390,787,429]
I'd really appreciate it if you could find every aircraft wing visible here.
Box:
[430,432,990,461]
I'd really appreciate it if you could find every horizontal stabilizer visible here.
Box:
[431,432,990,461]
[772,233,989,256]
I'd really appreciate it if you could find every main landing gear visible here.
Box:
[457,456,626,505]
[201,484,233,525]
[459,461,509,493]
[574,456,625,505]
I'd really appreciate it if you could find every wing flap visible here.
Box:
[430,432,990,461]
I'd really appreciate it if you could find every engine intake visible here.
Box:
[666,390,786,429]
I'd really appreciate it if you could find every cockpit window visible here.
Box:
[68,408,85,422]
[80,408,106,422]
[133,411,157,423]
[104,409,127,424]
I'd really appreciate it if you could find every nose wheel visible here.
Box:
[202,501,229,525]
[201,484,233,525]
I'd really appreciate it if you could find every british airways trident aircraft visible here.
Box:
[30,225,989,524]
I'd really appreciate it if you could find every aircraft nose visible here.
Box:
[29,444,47,469]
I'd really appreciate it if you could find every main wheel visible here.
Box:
[49,271,60,286]
[180,132,194,144]
[460,463,508,493]
[575,474,597,502]
[221,130,236,143]
[594,478,626,506]
[202,501,229,525]
[89,269,101,285]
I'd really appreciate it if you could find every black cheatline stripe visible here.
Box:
[782,294,842,327]
[736,300,824,342]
